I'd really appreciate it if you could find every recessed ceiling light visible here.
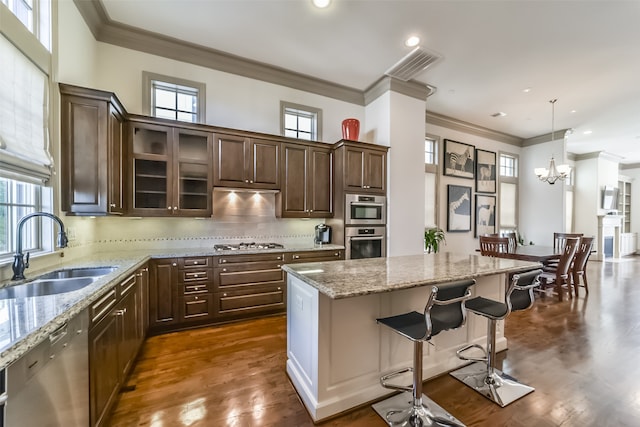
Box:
[570,110,577,113]
[523,88,532,93]
[491,112,507,117]
[312,0,331,8]
[583,130,593,135]
[405,36,420,47]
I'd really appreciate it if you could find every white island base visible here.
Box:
[286,272,509,422]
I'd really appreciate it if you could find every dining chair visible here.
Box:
[571,236,594,297]
[479,236,510,256]
[539,237,580,301]
[553,232,584,252]
[502,232,518,253]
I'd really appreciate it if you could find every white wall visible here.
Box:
[574,157,599,238]
[520,140,566,246]
[56,0,98,87]
[365,92,426,257]
[425,122,522,254]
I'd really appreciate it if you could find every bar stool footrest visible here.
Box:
[380,367,413,392]
[456,343,487,362]
[372,391,466,427]
[450,361,535,407]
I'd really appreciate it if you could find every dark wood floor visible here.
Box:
[109,257,640,426]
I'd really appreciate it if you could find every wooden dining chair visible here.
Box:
[553,232,584,252]
[539,237,580,301]
[479,236,510,256]
[502,232,518,253]
[571,236,594,297]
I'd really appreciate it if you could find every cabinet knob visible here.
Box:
[221,259,227,263]
[143,267,148,272]
[194,274,199,278]
[245,179,249,183]
[109,203,116,208]
[294,255,299,259]
[172,263,177,267]
[277,256,281,260]
[223,293,227,297]
[335,253,339,256]
[173,206,178,211]
[194,296,199,300]
[194,261,199,265]
[277,287,281,291]
[167,207,172,210]
[309,210,313,213]
[136,273,142,277]
[222,268,227,272]
[250,180,253,183]
[277,265,281,268]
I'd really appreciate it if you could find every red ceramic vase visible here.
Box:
[341,118,360,141]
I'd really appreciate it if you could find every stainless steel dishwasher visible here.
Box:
[5,309,89,427]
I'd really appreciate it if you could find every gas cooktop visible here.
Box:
[213,242,285,251]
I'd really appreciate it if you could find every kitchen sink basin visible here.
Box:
[36,266,117,280]
[0,277,96,299]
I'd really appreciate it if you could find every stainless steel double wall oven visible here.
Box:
[344,194,387,259]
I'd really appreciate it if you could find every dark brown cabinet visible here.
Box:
[335,141,387,194]
[277,143,333,218]
[148,258,179,332]
[178,256,215,324]
[89,273,145,427]
[213,133,280,189]
[284,249,344,263]
[129,120,212,216]
[213,252,286,320]
[60,83,126,215]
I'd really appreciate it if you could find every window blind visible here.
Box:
[0,33,52,183]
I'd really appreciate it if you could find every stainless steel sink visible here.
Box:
[0,277,96,299]
[36,266,117,280]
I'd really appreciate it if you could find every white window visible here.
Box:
[143,72,206,123]
[499,153,518,178]
[281,102,322,141]
[424,135,440,228]
[1,0,51,50]
[499,152,519,234]
[425,137,438,165]
[0,177,52,261]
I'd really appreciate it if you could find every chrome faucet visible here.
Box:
[12,212,68,280]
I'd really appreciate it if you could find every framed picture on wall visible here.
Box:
[444,139,475,179]
[447,185,472,232]
[475,149,497,193]
[475,194,497,237]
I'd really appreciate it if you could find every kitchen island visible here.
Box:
[282,252,540,422]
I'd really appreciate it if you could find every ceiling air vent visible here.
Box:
[384,47,442,81]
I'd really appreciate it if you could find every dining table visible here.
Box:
[481,245,562,263]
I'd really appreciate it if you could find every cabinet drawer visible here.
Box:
[118,274,137,296]
[286,250,344,263]
[184,283,211,294]
[90,288,117,324]
[216,286,284,315]
[179,257,211,269]
[181,268,211,283]
[182,294,213,320]
[215,263,284,290]
[215,252,284,264]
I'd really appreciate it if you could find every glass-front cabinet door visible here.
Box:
[130,122,172,215]
[174,129,212,216]
[129,121,212,216]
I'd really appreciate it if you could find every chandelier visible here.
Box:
[534,99,571,184]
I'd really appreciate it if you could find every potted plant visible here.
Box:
[424,227,446,253]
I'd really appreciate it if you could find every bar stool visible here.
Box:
[372,279,475,427]
[449,269,542,407]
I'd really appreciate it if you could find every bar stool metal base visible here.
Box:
[449,361,534,407]
[372,391,466,427]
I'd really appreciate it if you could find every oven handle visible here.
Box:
[350,202,385,207]
[349,236,385,241]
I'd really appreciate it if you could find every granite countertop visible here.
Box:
[281,251,541,299]
[0,244,344,369]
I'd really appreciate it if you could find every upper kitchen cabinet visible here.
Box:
[60,84,126,215]
[276,143,333,218]
[129,119,212,217]
[334,140,388,194]
[213,133,280,189]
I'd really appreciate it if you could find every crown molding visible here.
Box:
[425,111,523,146]
[73,0,364,105]
[363,77,435,104]
[574,151,624,163]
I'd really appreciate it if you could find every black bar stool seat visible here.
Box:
[450,269,542,407]
[372,279,475,427]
